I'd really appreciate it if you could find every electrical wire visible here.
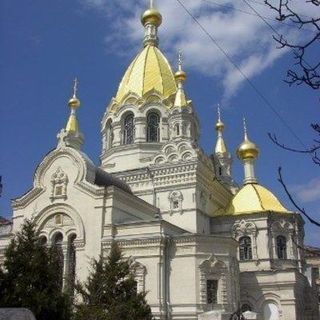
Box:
[201,0,315,32]
[240,0,315,70]
[175,0,307,149]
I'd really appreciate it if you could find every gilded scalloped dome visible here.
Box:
[215,183,291,216]
[115,45,177,103]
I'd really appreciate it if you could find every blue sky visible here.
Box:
[1,0,319,246]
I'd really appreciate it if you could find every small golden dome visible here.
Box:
[215,120,225,132]
[237,137,259,160]
[68,96,80,109]
[141,8,162,27]
[219,183,291,216]
[175,70,187,82]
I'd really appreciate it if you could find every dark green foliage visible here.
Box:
[0,219,72,320]
[74,242,153,320]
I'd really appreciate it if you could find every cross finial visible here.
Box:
[73,77,79,98]
[243,117,248,138]
[217,104,221,121]
[178,49,183,71]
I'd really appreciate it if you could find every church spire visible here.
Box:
[212,106,233,187]
[174,50,188,108]
[141,0,162,47]
[237,118,259,184]
[214,105,227,154]
[57,78,84,150]
[66,78,81,134]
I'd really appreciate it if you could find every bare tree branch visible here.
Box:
[265,0,320,89]
[278,167,320,227]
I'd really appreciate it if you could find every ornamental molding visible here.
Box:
[232,220,257,239]
[11,187,45,210]
[199,254,228,309]
[270,219,294,235]
[104,90,173,122]
[32,147,96,190]
[116,162,198,189]
[168,190,184,214]
[232,220,258,260]
[129,259,147,293]
[50,167,68,202]
[101,237,163,248]
[34,203,85,244]
[152,141,197,165]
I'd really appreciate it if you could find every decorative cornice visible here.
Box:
[12,187,45,210]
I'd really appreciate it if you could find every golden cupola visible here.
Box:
[173,51,188,108]
[57,78,84,151]
[237,118,259,161]
[214,118,291,216]
[223,183,291,215]
[66,78,81,135]
[115,2,177,104]
[215,106,227,154]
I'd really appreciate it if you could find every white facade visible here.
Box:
[0,4,319,320]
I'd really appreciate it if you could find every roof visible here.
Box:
[215,183,291,216]
[0,216,11,225]
[94,168,132,194]
[115,45,177,103]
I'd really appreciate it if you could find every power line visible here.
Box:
[175,0,307,149]
[200,0,315,33]
[240,0,315,71]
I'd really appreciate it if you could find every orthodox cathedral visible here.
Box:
[0,3,319,320]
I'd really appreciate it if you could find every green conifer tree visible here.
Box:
[0,219,72,320]
[74,242,153,320]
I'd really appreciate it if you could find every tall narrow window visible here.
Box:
[52,232,64,289]
[147,112,160,142]
[207,279,218,305]
[105,120,113,150]
[239,236,252,261]
[67,234,76,291]
[175,124,180,136]
[276,235,287,259]
[123,113,134,145]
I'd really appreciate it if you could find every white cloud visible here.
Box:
[79,0,316,101]
[292,177,320,203]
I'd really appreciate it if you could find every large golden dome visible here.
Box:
[115,45,177,103]
[216,183,291,216]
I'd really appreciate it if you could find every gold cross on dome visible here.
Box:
[73,77,79,98]
[217,104,221,121]
[178,49,183,70]
[243,117,248,135]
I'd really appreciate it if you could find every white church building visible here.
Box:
[0,3,318,320]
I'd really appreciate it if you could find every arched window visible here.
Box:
[123,113,134,145]
[147,112,160,142]
[52,232,64,289]
[241,304,252,313]
[276,235,287,259]
[263,302,279,320]
[239,236,252,261]
[105,120,113,150]
[39,236,47,246]
[67,234,76,291]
